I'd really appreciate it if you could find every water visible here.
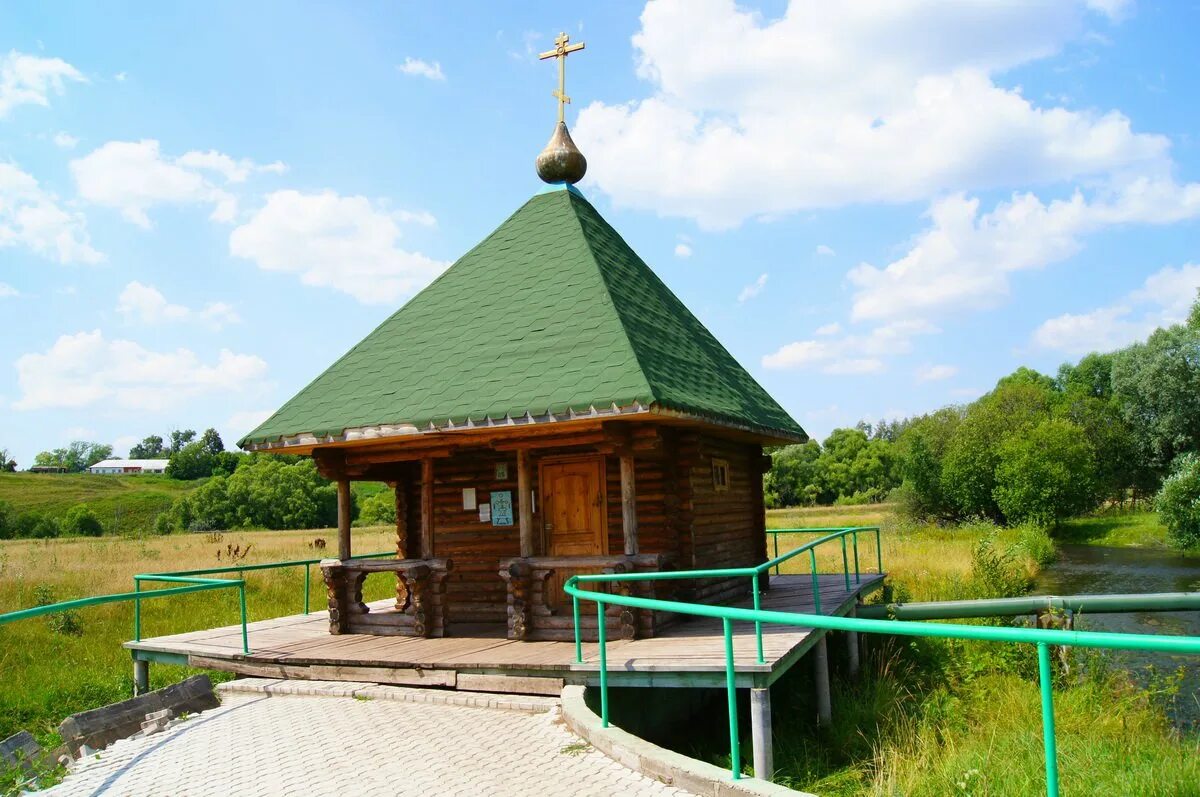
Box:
[1033,544,1200,730]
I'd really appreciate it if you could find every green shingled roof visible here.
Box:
[239,186,806,448]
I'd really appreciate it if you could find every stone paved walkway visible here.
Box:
[43,687,694,797]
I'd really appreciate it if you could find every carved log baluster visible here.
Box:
[406,564,431,637]
[502,561,533,640]
[321,563,343,634]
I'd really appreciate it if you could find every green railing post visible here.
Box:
[752,572,764,664]
[133,578,142,642]
[773,534,780,575]
[840,536,850,591]
[1038,642,1061,797]
[303,564,311,615]
[723,618,742,780]
[239,581,249,654]
[852,531,861,584]
[875,527,883,574]
[810,549,821,615]
[597,601,609,727]
[573,594,583,664]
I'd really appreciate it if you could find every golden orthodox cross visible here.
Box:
[539,32,585,124]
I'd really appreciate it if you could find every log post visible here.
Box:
[814,635,832,726]
[750,687,773,781]
[420,457,434,558]
[393,479,408,559]
[846,606,861,678]
[336,476,352,561]
[517,448,534,557]
[133,658,150,697]
[620,453,638,556]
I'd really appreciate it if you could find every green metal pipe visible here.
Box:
[852,531,860,584]
[723,618,742,780]
[597,601,609,727]
[810,549,821,615]
[752,572,764,664]
[134,580,142,641]
[840,536,850,591]
[239,582,250,654]
[573,595,583,664]
[875,527,883,574]
[857,592,1200,621]
[135,549,395,579]
[562,580,1200,655]
[1038,643,1060,797]
[304,564,311,615]
[0,580,237,627]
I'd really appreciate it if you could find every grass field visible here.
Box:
[0,472,197,536]
[763,503,1200,795]
[0,526,396,744]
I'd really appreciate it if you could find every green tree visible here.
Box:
[33,441,112,472]
[161,457,338,531]
[128,435,166,458]
[168,429,197,454]
[894,407,963,520]
[357,490,397,526]
[765,441,822,506]
[942,379,1055,520]
[1155,452,1200,548]
[62,504,104,537]
[0,447,15,472]
[993,419,1098,526]
[1111,323,1200,473]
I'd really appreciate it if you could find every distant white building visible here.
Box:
[88,458,169,475]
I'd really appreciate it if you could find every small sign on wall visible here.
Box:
[495,462,508,480]
[478,503,491,523]
[462,487,477,511]
[490,490,514,526]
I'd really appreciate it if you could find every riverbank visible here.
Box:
[761,506,1200,795]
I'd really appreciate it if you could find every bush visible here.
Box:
[993,419,1098,527]
[356,490,396,526]
[0,499,13,540]
[1155,452,1200,548]
[159,456,338,532]
[62,504,104,537]
[15,512,61,539]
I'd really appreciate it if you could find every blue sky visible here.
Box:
[1,0,1197,466]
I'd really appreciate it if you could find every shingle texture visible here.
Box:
[240,187,805,447]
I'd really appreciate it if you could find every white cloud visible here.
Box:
[847,178,1200,323]
[13,330,268,411]
[814,322,842,336]
[0,162,103,264]
[398,57,445,81]
[674,242,692,258]
[114,71,127,82]
[53,131,78,149]
[0,282,17,297]
[1033,263,1200,355]
[230,189,448,305]
[71,140,285,228]
[225,409,273,444]
[116,281,241,329]
[574,0,1168,229]
[737,273,768,303]
[815,244,836,256]
[0,50,85,118]
[112,434,139,457]
[762,319,936,373]
[916,363,958,382]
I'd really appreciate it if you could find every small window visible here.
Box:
[712,458,730,491]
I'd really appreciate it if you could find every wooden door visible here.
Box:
[540,457,607,611]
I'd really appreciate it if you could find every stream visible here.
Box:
[1033,543,1200,731]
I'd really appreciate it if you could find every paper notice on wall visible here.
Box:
[478,503,491,523]
[463,487,477,511]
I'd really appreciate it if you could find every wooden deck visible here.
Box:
[127,574,884,690]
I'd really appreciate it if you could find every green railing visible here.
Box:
[571,526,882,667]
[0,550,396,657]
[132,550,394,652]
[563,528,1200,797]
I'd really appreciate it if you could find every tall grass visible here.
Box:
[762,504,1199,795]
[0,527,395,744]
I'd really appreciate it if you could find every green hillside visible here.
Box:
[0,473,198,536]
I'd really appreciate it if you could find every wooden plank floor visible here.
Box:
[126,574,883,683]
